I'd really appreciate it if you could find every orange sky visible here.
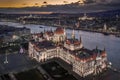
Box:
[0,0,78,8]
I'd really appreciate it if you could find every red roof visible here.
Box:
[34,45,41,52]
[101,51,107,57]
[45,31,54,36]
[66,39,80,45]
[33,33,43,37]
[54,27,64,34]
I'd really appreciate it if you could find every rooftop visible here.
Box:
[66,38,81,45]
[63,47,106,62]
[33,32,44,38]
[54,27,64,34]
[33,40,56,51]
[45,31,54,36]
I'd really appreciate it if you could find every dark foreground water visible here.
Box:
[0,22,120,70]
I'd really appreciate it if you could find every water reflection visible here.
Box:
[0,21,120,69]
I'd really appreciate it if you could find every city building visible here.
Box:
[28,27,108,77]
[0,25,30,42]
[79,13,95,21]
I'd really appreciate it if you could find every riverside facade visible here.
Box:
[28,27,108,77]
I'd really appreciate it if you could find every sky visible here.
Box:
[0,0,78,8]
[0,0,119,8]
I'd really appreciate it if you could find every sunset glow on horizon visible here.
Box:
[0,0,79,8]
[0,0,119,8]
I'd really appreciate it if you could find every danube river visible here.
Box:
[0,21,120,70]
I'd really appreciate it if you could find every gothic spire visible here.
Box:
[104,47,106,51]
[65,36,67,40]
[79,31,82,43]
[80,36,82,43]
[44,27,46,33]
[50,27,52,32]
[96,46,98,50]
[58,18,61,26]
[64,27,66,36]
[72,29,75,39]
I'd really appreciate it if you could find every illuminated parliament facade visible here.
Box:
[28,27,108,77]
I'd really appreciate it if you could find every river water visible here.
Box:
[0,21,120,70]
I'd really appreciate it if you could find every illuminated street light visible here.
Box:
[4,50,8,64]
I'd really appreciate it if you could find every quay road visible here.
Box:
[71,28,120,36]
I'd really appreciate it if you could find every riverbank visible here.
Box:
[0,21,120,70]
[36,23,120,37]
[1,20,120,37]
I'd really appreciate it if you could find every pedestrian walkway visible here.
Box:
[0,53,38,75]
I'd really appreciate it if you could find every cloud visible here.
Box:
[111,0,120,3]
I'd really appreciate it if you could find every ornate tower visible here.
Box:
[71,29,75,39]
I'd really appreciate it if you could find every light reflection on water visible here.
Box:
[0,21,120,69]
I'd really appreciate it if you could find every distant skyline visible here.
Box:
[0,0,120,8]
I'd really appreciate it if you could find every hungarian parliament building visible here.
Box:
[28,27,108,77]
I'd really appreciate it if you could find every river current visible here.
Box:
[0,22,120,70]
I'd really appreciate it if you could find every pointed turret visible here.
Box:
[58,18,61,26]
[64,27,66,36]
[96,46,98,50]
[65,28,67,40]
[101,47,107,57]
[72,29,75,39]
[50,27,52,32]
[84,13,87,17]
[79,31,82,43]
[103,23,107,31]
[65,36,67,40]
[44,27,46,33]
[80,36,82,43]
[103,47,106,52]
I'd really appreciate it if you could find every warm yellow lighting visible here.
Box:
[0,0,79,8]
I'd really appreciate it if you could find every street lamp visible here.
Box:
[4,50,8,64]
